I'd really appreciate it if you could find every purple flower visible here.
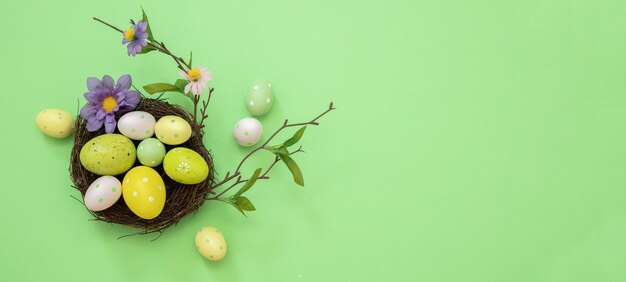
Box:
[80,75,141,133]
[122,20,149,56]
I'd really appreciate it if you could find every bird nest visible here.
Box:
[70,97,215,236]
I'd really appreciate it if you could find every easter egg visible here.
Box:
[84,176,122,211]
[233,117,263,147]
[155,115,192,145]
[245,79,274,116]
[163,147,209,184]
[195,226,227,261]
[117,111,156,140]
[79,134,136,175]
[35,109,73,138]
[122,166,166,219]
[137,138,166,167]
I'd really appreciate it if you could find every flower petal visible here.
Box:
[104,114,117,134]
[116,75,132,91]
[83,92,99,103]
[86,77,102,92]
[86,116,104,132]
[80,104,97,120]
[184,83,192,94]
[123,90,141,108]
[101,75,114,90]
[95,109,107,120]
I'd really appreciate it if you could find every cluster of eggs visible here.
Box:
[78,111,210,220]
[233,79,275,147]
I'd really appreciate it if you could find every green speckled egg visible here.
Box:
[80,134,136,175]
[245,79,274,116]
[163,147,209,185]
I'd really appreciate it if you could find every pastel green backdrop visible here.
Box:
[1,1,625,281]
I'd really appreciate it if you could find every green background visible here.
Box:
[1,0,625,281]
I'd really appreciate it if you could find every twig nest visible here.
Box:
[70,98,215,234]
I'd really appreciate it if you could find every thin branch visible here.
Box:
[209,147,304,199]
[209,103,334,193]
[93,17,123,33]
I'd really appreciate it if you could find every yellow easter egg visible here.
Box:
[163,147,209,184]
[195,226,227,261]
[122,166,166,219]
[79,134,136,175]
[154,115,192,145]
[35,109,73,138]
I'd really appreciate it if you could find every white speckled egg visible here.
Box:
[195,226,227,261]
[117,111,156,140]
[155,115,192,145]
[233,117,263,147]
[84,176,122,211]
[35,109,73,138]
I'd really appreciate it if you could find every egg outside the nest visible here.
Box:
[35,109,74,138]
[195,226,228,261]
[233,117,263,147]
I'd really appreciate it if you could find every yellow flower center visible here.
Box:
[188,68,201,81]
[124,28,135,41]
[102,96,118,112]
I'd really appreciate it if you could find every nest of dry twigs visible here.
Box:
[70,97,215,237]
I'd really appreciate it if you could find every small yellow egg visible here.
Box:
[35,109,73,138]
[195,226,227,261]
[154,115,192,145]
[122,166,166,219]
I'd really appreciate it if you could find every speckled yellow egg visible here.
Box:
[154,115,192,145]
[195,226,227,261]
[35,109,73,138]
[122,166,166,219]
[163,147,209,185]
[79,134,136,175]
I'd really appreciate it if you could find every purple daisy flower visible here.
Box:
[122,20,149,56]
[80,75,141,133]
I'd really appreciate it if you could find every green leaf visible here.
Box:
[284,126,306,147]
[174,79,189,93]
[236,196,256,211]
[219,196,256,216]
[234,168,262,198]
[142,83,181,94]
[141,7,155,41]
[139,45,156,54]
[280,155,304,186]
[189,51,193,67]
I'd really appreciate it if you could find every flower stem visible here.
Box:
[93,17,123,33]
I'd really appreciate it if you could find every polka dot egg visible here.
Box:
[117,111,156,140]
[155,115,192,145]
[84,176,122,211]
[195,226,227,261]
[245,79,274,116]
[35,108,73,138]
[122,166,166,220]
[163,147,209,185]
[137,138,166,167]
[233,117,263,147]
